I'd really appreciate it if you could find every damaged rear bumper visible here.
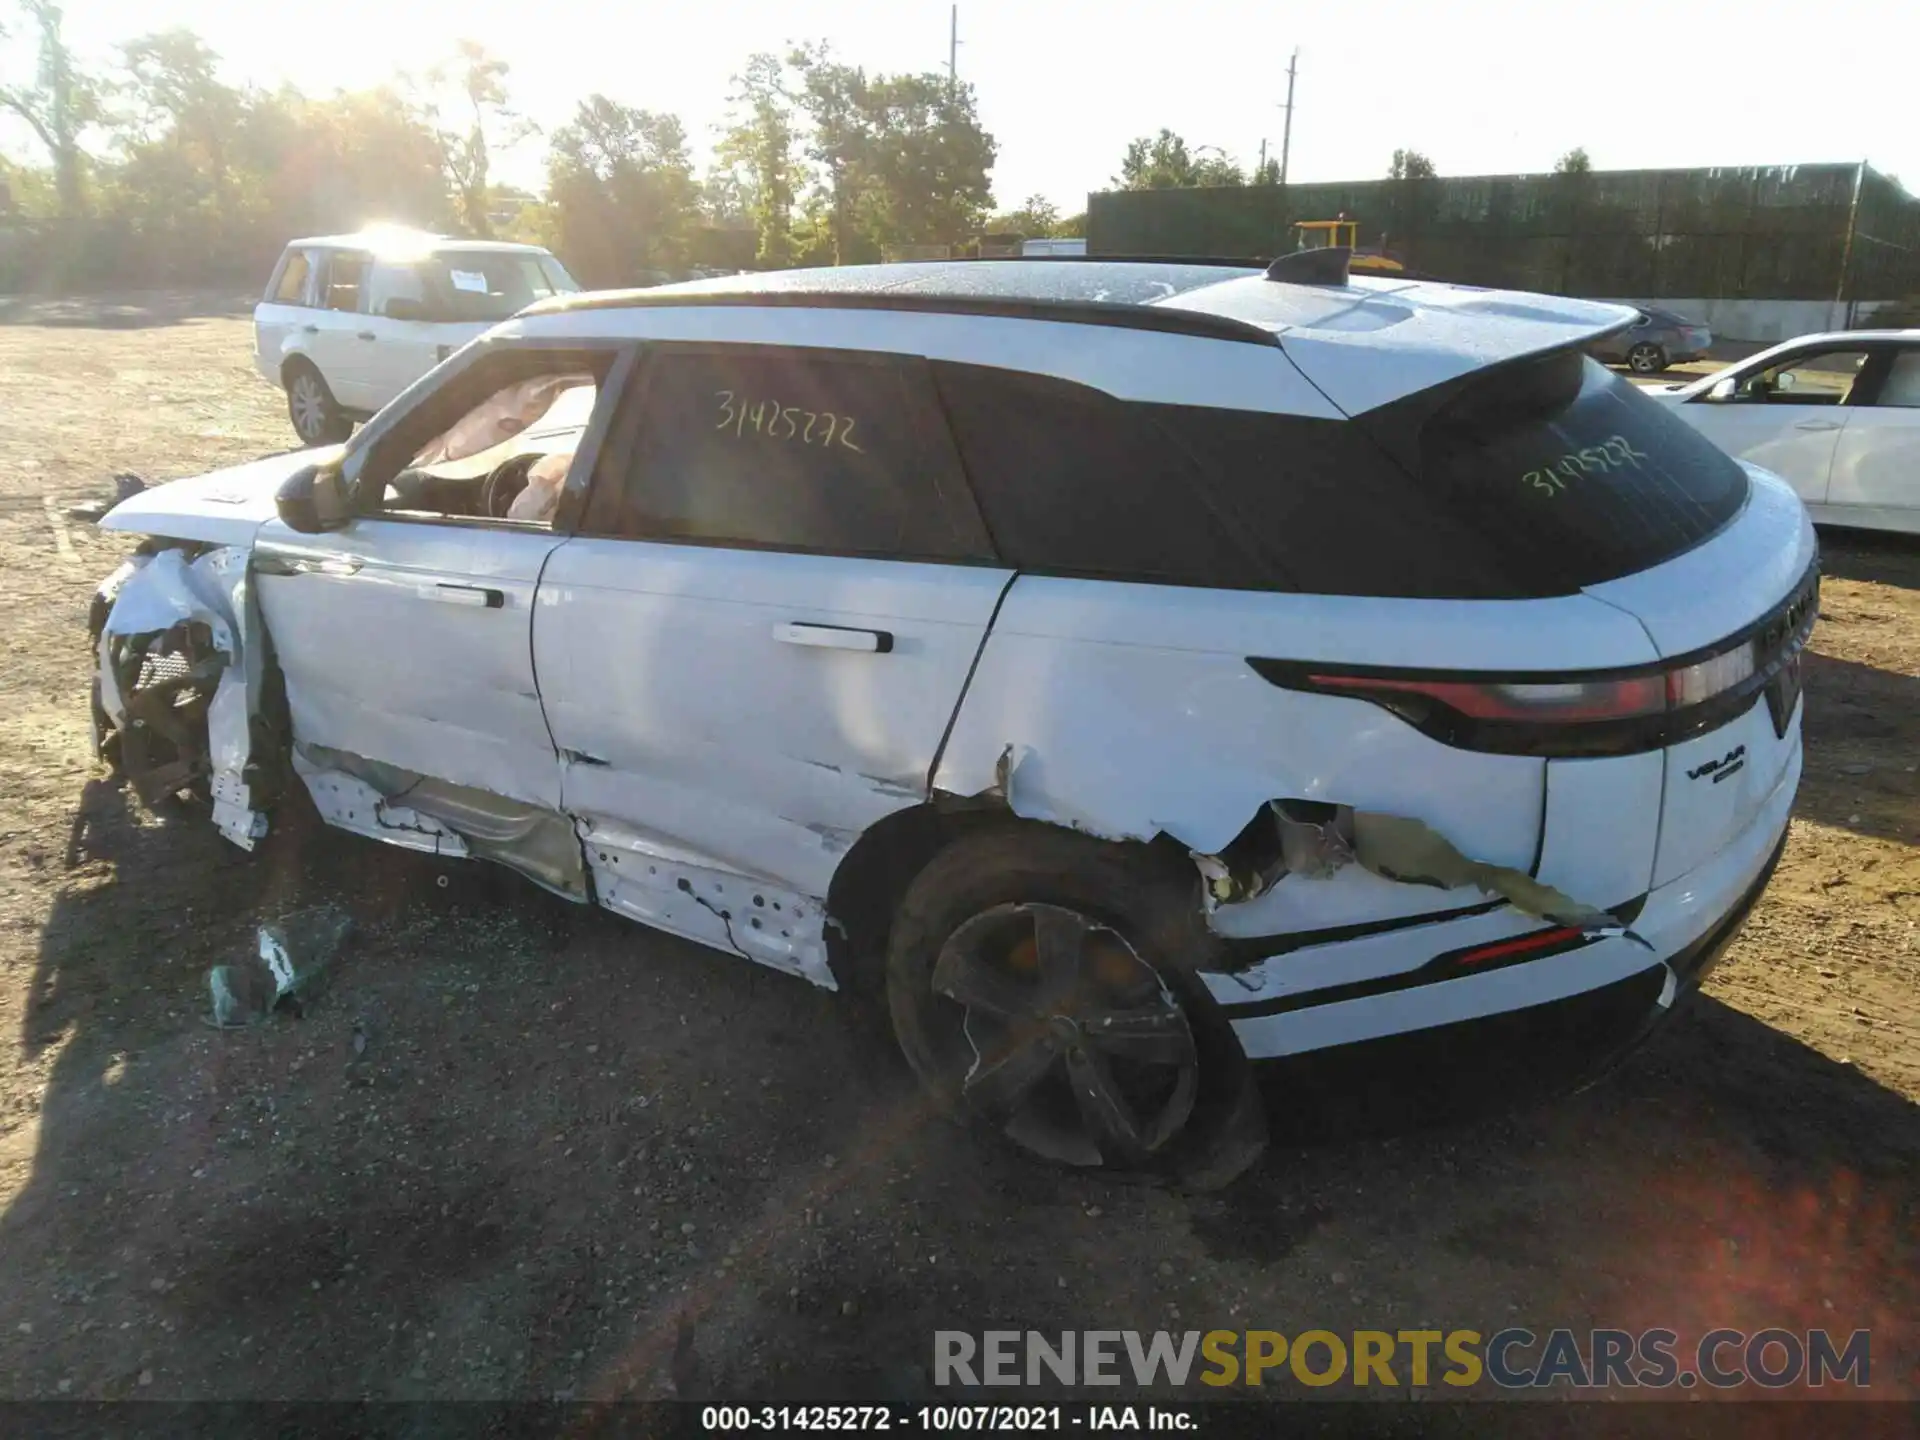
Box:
[1203,736,1799,1061]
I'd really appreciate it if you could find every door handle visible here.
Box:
[773,622,893,653]
[356,330,377,341]
[1793,419,1842,431]
[424,583,505,608]
[299,324,319,334]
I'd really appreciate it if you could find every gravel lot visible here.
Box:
[0,296,1913,1406]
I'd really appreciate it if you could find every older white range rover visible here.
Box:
[89,254,1815,1181]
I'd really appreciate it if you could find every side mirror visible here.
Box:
[1708,377,1738,401]
[276,462,351,534]
[384,297,430,322]
[1773,370,1798,393]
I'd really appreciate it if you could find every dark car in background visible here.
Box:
[1590,306,1714,374]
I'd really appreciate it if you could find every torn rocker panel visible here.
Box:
[291,745,838,988]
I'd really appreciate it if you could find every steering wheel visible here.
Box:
[481,455,538,519]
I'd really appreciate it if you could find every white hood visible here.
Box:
[1161,273,1638,415]
[99,445,344,548]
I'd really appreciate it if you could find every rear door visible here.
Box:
[1671,342,1874,506]
[535,342,1010,975]
[307,248,379,410]
[255,246,321,381]
[1826,345,1920,526]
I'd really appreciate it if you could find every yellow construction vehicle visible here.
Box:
[1291,215,1405,274]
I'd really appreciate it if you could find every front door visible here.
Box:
[1675,343,1875,506]
[534,342,1011,978]
[1827,346,1920,525]
[253,341,629,810]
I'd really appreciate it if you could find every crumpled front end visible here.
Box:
[90,544,275,849]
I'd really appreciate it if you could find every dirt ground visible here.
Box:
[0,296,1913,1408]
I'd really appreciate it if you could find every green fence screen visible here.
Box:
[1087,164,1920,300]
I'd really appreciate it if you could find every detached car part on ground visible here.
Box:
[85,253,1816,1188]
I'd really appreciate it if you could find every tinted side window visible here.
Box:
[366,262,428,317]
[1874,349,1920,408]
[1400,352,1748,591]
[932,363,1275,587]
[271,249,313,304]
[937,358,1729,600]
[322,252,370,313]
[585,347,991,561]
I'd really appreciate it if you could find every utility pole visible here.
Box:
[1258,137,1268,178]
[1279,48,1298,186]
[948,5,961,96]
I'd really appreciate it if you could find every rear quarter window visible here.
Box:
[269,249,313,305]
[1403,351,1749,592]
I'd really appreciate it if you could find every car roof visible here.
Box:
[1725,329,1920,367]
[288,232,551,256]
[521,258,1636,416]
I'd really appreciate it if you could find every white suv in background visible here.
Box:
[93,255,1814,1183]
[254,228,580,445]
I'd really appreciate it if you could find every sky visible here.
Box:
[4,0,1913,215]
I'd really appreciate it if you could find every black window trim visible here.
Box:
[526,287,1281,349]
[572,338,1001,567]
[334,335,639,535]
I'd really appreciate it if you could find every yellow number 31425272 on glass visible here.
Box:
[715,391,864,452]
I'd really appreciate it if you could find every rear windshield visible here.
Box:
[1406,351,1748,591]
[428,251,579,321]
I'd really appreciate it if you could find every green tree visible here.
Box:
[1055,211,1087,238]
[1115,129,1243,189]
[1116,129,1192,189]
[272,85,455,234]
[1554,147,1592,176]
[1388,148,1436,180]
[1252,155,1281,186]
[545,94,698,284]
[116,28,242,213]
[854,71,995,252]
[788,43,869,264]
[424,40,535,237]
[0,1,98,216]
[717,52,798,267]
[995,193,1060,237]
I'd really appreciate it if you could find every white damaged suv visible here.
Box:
[87,254,1816,1181]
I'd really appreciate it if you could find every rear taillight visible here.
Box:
[1306,672,1667,724]
[1666,643,1754,707]
[1248,566,1815,758]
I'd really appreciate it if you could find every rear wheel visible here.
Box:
[1627,342,1669,374]
[285,361,350,446]
[886,826,1264,1184]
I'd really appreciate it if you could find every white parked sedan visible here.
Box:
[254,227,580,446]
[1651,329,1920,534]
[86,256,1815,1182]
